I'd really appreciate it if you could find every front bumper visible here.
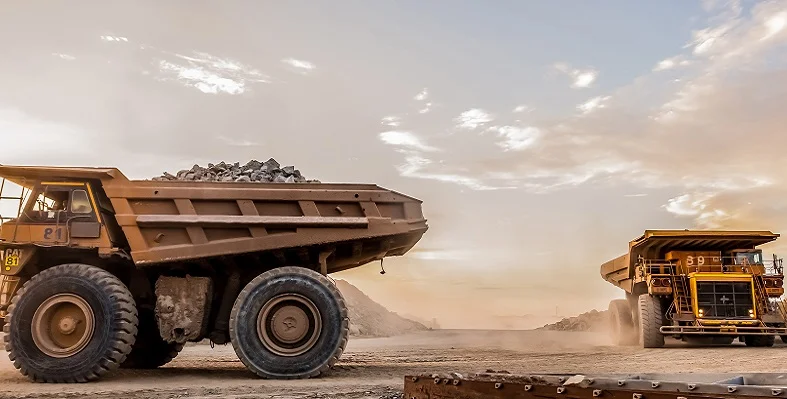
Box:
[660,325,787,335]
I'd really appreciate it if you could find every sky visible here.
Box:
[2,0,787,329]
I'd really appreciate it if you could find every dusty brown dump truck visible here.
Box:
[600,230,787,348]
[0,164,427,383]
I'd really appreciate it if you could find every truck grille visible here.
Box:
[695,281,754,319]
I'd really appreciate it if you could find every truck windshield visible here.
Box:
[735,252,762,265]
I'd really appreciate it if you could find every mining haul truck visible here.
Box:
[600,229,787,348]
[0,164,427,383]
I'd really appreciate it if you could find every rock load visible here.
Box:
[335,279,430,337]
[151,158,321,183]
[536,309,609,332]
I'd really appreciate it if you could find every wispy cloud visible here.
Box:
[52,53,76,61]
[489,126,542,151]
[379,131,440,152]
[281,57,316,73]
[577,96,610,114]
[414,88,429,101]
[553,62,598,88]
[156,51,268,95]
[381,116,402,127]
[101,35,129,42]
[375,0,787,201]
[455,108,493,129]
[653,56,691,71]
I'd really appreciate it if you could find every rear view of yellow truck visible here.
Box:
[601,230,787,348]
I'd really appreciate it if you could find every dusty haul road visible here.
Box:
[2,330,787,399]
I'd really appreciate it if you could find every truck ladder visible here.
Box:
[752,274,774,317]
[671,274,693,314]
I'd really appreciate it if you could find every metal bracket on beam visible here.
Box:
[318,249,335,276]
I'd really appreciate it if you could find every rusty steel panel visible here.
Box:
[404,372,787,399]
[155,275,213,343]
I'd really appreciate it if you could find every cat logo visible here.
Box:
[0,248,22,271]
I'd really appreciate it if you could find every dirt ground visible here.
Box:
[2,330,787,399]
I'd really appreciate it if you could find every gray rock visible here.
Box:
[151,159,318,184]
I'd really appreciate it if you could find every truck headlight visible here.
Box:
[698,309,704,316]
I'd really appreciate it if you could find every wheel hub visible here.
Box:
[31,293,95,358]
[258,294,322,356]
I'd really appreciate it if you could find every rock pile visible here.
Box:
[151,159,320,183]
[335,279,430,338]
[536,309,609,332]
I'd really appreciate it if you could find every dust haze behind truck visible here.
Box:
[0,164,427,383]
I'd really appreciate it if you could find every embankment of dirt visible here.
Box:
[536,309,609,332]
[335,279,430,337]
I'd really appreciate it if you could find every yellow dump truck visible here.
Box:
[600,230,787,348]
[0,164,427,383]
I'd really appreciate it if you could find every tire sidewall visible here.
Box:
[231,271,345,377]
[8,273,115,378]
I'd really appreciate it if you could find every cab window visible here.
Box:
[70,189,92,214]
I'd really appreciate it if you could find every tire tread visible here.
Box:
[229,266,349,379]
[3,263,138,383]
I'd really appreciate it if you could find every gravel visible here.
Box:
[151,159,321,183]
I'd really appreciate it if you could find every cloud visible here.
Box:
[553,62,598,88]
[281,58,316,73]
[374,0,787,199]
[455,108,493,129]
[513,105,531,113]
[52,53,76,61]
[414,88,429,101]
[577,96,610,114]
[101,35,129,42]
[379,131,440,152]
[381,116,401,127]
[763,12,787,40]
[489,125,542,151]
[653,56,691,71]
[155,51,268,95]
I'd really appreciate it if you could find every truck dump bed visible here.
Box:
[600,230,779,293]
[0,165,428,273]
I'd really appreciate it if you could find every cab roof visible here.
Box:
[0,165,121,188]
[629,229,779,259]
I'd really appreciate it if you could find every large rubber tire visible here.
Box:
[638,294,665,348]
[744,335,775,347]
[229,267,349,379]
[3,264,138,382]
[608,299,637,345]
[781,335,787,344]
[120,307,183,369]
